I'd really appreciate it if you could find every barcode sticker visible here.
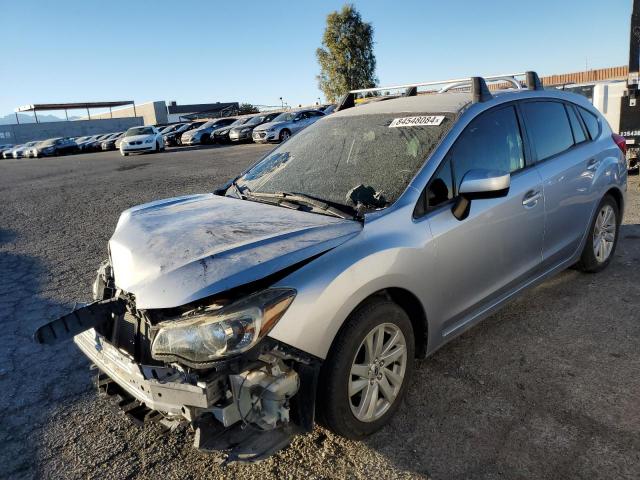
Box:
[389,115,445,128]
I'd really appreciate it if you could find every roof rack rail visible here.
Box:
[335,71,543,111]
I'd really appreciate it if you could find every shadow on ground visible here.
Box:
[0,247,92,479]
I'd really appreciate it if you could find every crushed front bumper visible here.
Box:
[75,329,218,418]
[36,289,320,462]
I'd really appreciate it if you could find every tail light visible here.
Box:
[612,133,627,154]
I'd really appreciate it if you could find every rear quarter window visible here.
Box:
[578,107,600,140]
[566,105,587,144]
[521,101,574,161]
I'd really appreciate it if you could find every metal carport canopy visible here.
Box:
[15,101,135,112]
[14,101,136,123]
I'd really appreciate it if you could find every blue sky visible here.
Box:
[1,0,633,118]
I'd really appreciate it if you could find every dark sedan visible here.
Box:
[33,137,79,157]
[211,117,255,144]
[100,132,125,151]
[228,112,281,143]
[163,121,206,147]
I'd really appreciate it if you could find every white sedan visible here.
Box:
[120,126,164,156]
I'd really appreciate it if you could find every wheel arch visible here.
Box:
[328,288,429,360]
[604,186,624,219]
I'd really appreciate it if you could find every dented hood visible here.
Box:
[109,194,361,309]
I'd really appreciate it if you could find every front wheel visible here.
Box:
[279,129,291,142]
[317,298,414,439]
[576,194,620,273]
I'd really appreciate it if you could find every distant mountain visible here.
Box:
[0,113,80,125]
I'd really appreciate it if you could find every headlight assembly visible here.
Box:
[151,288,296,364]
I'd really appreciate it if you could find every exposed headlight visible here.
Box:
[151,288,296,364]
[144,137,154,144]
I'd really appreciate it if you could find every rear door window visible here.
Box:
[566,104,587,144]
[521,101,574,161]
[449,105,525,189]
[578,107,600,140]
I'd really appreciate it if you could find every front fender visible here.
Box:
[269,214,435,359]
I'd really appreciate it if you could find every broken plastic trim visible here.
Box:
[34,298,126,345]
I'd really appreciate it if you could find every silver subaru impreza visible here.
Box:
[36,72,627,462]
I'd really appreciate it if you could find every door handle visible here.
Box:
[522,190,542,208]
[586,158,600,171]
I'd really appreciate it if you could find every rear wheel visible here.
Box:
[317,298,414,439]
[576,194,620,273]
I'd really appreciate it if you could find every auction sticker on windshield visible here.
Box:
[389,115,445,128]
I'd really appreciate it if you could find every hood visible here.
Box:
[231,125,257,132]
[123,134,154,143]
[109,193,361,309]
[254,121,287,132]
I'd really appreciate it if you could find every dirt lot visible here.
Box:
[0,145,638,480]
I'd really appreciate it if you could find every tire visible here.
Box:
[279,129,291,142]
[121,152,128,157]
[575,194,620,273]
[317,297,415,439]
[155,141,160,153]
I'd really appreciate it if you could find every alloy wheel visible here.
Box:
[349,323,407,422]
[592,204,616,263]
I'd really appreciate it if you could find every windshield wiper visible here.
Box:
[225,179,250,200]
[244,191,355,220]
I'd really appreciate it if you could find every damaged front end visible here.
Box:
[36,261,320,463]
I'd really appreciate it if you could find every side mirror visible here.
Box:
[452,169,510,220]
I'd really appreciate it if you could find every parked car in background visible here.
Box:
[252,109,325,143]
[120,126,164,156]
[164,121,206,147]
[181,118,238,145]
[76,135,101,152]
[33,137,79,157]
[101,132,125,151]
[0,144,14,157]
[228,112,281,143]
[322,104,336,115]
[158,124,180,135]
[2,144,20,159]
[211,117,254,144]
[5,141,39,159]
[81,133,114,152]
[74,136,92,146]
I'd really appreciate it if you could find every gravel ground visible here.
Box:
[0,146,638,480]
